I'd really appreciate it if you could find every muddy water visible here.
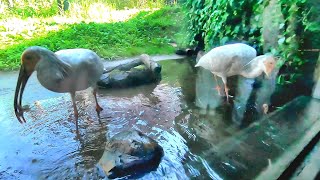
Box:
[0,58,275,179]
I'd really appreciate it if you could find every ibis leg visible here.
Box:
[224,84,230,102]
[70,92,79,131]
[221,76,230,102]
[93,87,103,118]
[213,75,222,96]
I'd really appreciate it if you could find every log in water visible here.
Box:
[98,54,162,88]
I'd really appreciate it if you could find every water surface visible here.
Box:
[0,58,275,179]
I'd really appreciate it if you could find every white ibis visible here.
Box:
[195,43,276,101]
[14,46,104,131]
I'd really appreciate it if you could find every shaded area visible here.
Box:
[188,96,320,180]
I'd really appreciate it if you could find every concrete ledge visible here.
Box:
[291,134,320,180]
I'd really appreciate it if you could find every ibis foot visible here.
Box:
[215,86,223,96]
[224,85,230,102]
[262,104,269,114]
[93,87,103,118]
[96,105,103,118]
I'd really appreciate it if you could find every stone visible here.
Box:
[140,54,162,74]
[262,0,284,52]
[98,130,163,179]
[98,68,160,88]
[98,54,162,88]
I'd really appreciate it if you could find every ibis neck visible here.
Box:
[241,59,264,78]
[35,48,71,72]
[34,48,73,93]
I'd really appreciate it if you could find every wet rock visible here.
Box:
[98,68,160,88]
[98,54,162,88]
[98,130,163,179]
[175,48,196,57]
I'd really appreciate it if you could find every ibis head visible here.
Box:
[14,47,43,123]
[262,55,276,78]
[14,46,104,126]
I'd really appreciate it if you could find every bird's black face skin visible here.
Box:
[14,48,40,123]
[14,65,31,123]
[196,51,205,61]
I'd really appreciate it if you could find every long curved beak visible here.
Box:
[14,65,30,123]
[265,72,271,79]
[264,64,275,79]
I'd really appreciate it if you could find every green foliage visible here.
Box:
[185,0,263,49]
[185,0,319,85]
[0,0,169,19]
[275,0,319,85]
[101,0,166,9]
[0,7,185,70]
[0,0,59,19]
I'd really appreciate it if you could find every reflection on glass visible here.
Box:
[195,67,222,110]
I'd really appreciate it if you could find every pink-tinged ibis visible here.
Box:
[195,43,276,101]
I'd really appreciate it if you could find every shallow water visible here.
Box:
[0,58,276,179]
